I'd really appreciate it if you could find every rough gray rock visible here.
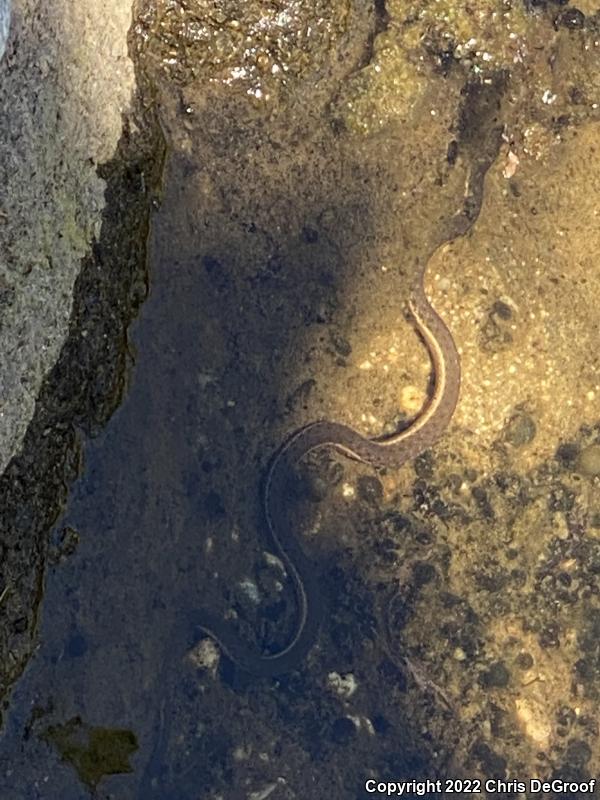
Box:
[0,0,134,472]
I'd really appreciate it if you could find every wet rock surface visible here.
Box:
[0,0,164,771]
[0,0,137,471]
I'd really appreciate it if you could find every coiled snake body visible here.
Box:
[197,268,460,675]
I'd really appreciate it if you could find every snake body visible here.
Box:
[197,271,460,676]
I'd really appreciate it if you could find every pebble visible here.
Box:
[577,444,600,477]
[188,638,220,673]
[239,578,261,604]
[357,474,383,504]
[504,412,536,447]
[330,331,352,357]
[492,300,513,320]
[327,671,358,698]
[557,8,585,29]
[479,660,510,688]
[515,651,534,670]
[555,441,580,468]
[565,738,592,766]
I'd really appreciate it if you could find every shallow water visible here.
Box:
[0,23,469,796]
[3,1,600,797]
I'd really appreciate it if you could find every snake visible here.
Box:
[196,264,460,676]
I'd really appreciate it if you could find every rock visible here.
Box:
[0,0,135,471]
[479,661,510,688]
[577,444,600,477]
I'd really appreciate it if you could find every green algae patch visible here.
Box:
[333,0,529,136]
[395,0,531,73]
[43,717,138,789]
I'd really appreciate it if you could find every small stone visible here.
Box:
[492,300,513,320]
[479,315,513,353]
[188,638,220,673]
[238,578,261,605]
[504,412,536,447]
[538,620,560,648]
[557,571,572,587]
[447,139,458,164]
[557,8,585,29]
[414,451,434,479]
[569,86,585,104]
[330,332,352,357]
[471,485,495,518]
[577,444,600,477]
[565,738,591,765]
[510,568,527,588]
[327,671,358,698]
[556,705,576,728]
[480,661,510,688]
[555,442,580,468]
[357,475,383,504]
[412,561,436,587]
[548,483,575,512]
[515,651,534,670]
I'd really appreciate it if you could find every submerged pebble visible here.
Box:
[504,411,537,447]
[479,660,511,689]
[557,8,586,29]
[577,444,600,477]
[327,671,358,698]
[357,474,383,504]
